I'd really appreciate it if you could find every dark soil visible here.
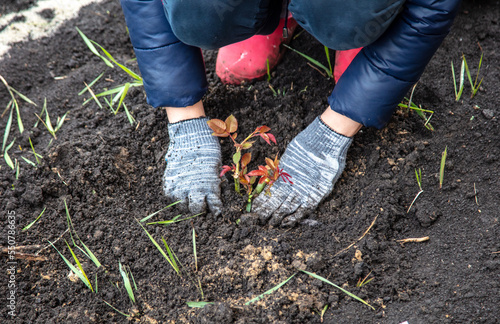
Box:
[1,0,499,323]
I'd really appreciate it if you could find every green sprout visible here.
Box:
[439,146,447,189]
[266,58,272,82]
[245,273,296,305]
[407,168,424,213]
[76,27,141,125]
[398,96,435,131]
[22,207,46,231]
[283,44,333,78]
[463,53,484,98]
[301,270,375,310]
[356,271,374,288]
[451,57,465,101]
[35,99,69,139]
[119,262,136,303]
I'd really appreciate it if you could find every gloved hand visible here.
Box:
[163,117,222,215]
[253,117,352,227]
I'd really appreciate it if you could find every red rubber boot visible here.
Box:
[216,17,298,85]
[333,48,362,83]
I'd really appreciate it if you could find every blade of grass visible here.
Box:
[55,111,69,132]
[122,103,135,125]
[79,73,104,95]
[193,228,198,272]
[324,46,333,76]
[245,273,296,305]
[92,41,142,81]
[115,82,130,114]
[65,240,93,292]
[102,300,130,317]
[439,146,447,189]
[282,44,331,77]
[4,138,15,169]
[83,81,103,109]
[119,262,135,303]
[187,301,214,308]
[162,237,180,275]
[10,87,36,106]
[137,220,179,275]
[75,27,113,68]
[139,201,182,223]
[77,240,101,268]
[301,270,374,310]
[21,156,36,167]
[49,240,93,291]
[29,137,41,164]
[2,102,13,152]
[128,265,138,290]
[146,213,202,226]
[22,207,46,231]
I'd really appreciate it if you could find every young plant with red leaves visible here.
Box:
[207,115,291,211]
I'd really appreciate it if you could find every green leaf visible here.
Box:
[245,273,296,305]
[283,44,330,77]
[139,201,182,223]
[78,73,104,96]
[22,207,46,231]
[65,240,93,292]
[300,270,374,310]
[49,240,93,291]
[119,262,135,303]
[146,213,202,226]
[76,27,113,68]
[4,138,15,169]
[187,301,214,308]
[2,101,13,152]
[233,151,241,165]
[21,156,36,167]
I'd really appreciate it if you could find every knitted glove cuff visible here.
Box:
[303,117,353,157]
[167,117,217,147]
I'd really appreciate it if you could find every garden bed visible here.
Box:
[0,0,499,323]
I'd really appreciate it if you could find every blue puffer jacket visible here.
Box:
[120,0,461,129]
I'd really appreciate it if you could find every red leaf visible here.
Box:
[267,133,277,144]
[220,165,233,177]
[241,153,251,168]
[258,125,271,133]
[247,170,266,177]
[260,133,271,145]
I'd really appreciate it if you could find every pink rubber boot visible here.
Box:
[216,17,298,85]
[333,48,362,83]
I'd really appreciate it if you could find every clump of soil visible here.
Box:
[0,0,499,323]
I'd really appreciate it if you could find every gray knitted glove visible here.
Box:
[253,117,352,227]
[163,117,222,215]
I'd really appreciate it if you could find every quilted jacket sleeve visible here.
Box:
[328,0,462,128]
[120,0,207,108]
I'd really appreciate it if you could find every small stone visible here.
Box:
[482,109,495,119]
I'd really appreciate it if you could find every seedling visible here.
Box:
[29,137,42,165]
[315,304,328,323]
[208,115,292,211]
[463,53,484,98]
[192,227,198,272]
[0,74,37,137]
[3,138,15,169]
[119,262,136,303]
[22,207,46,231]
[439,146,447,189]
[245,273,296,305]
[138,221,180,275]
[35,99,69,139]
[76,27,142,125]
[451,58,465,101]
[356,271,374,288]
[301,270,374,310]
[139,200,182,223]
[398,96,434,131]
[407,168,424,213]
[282,44,333,78]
